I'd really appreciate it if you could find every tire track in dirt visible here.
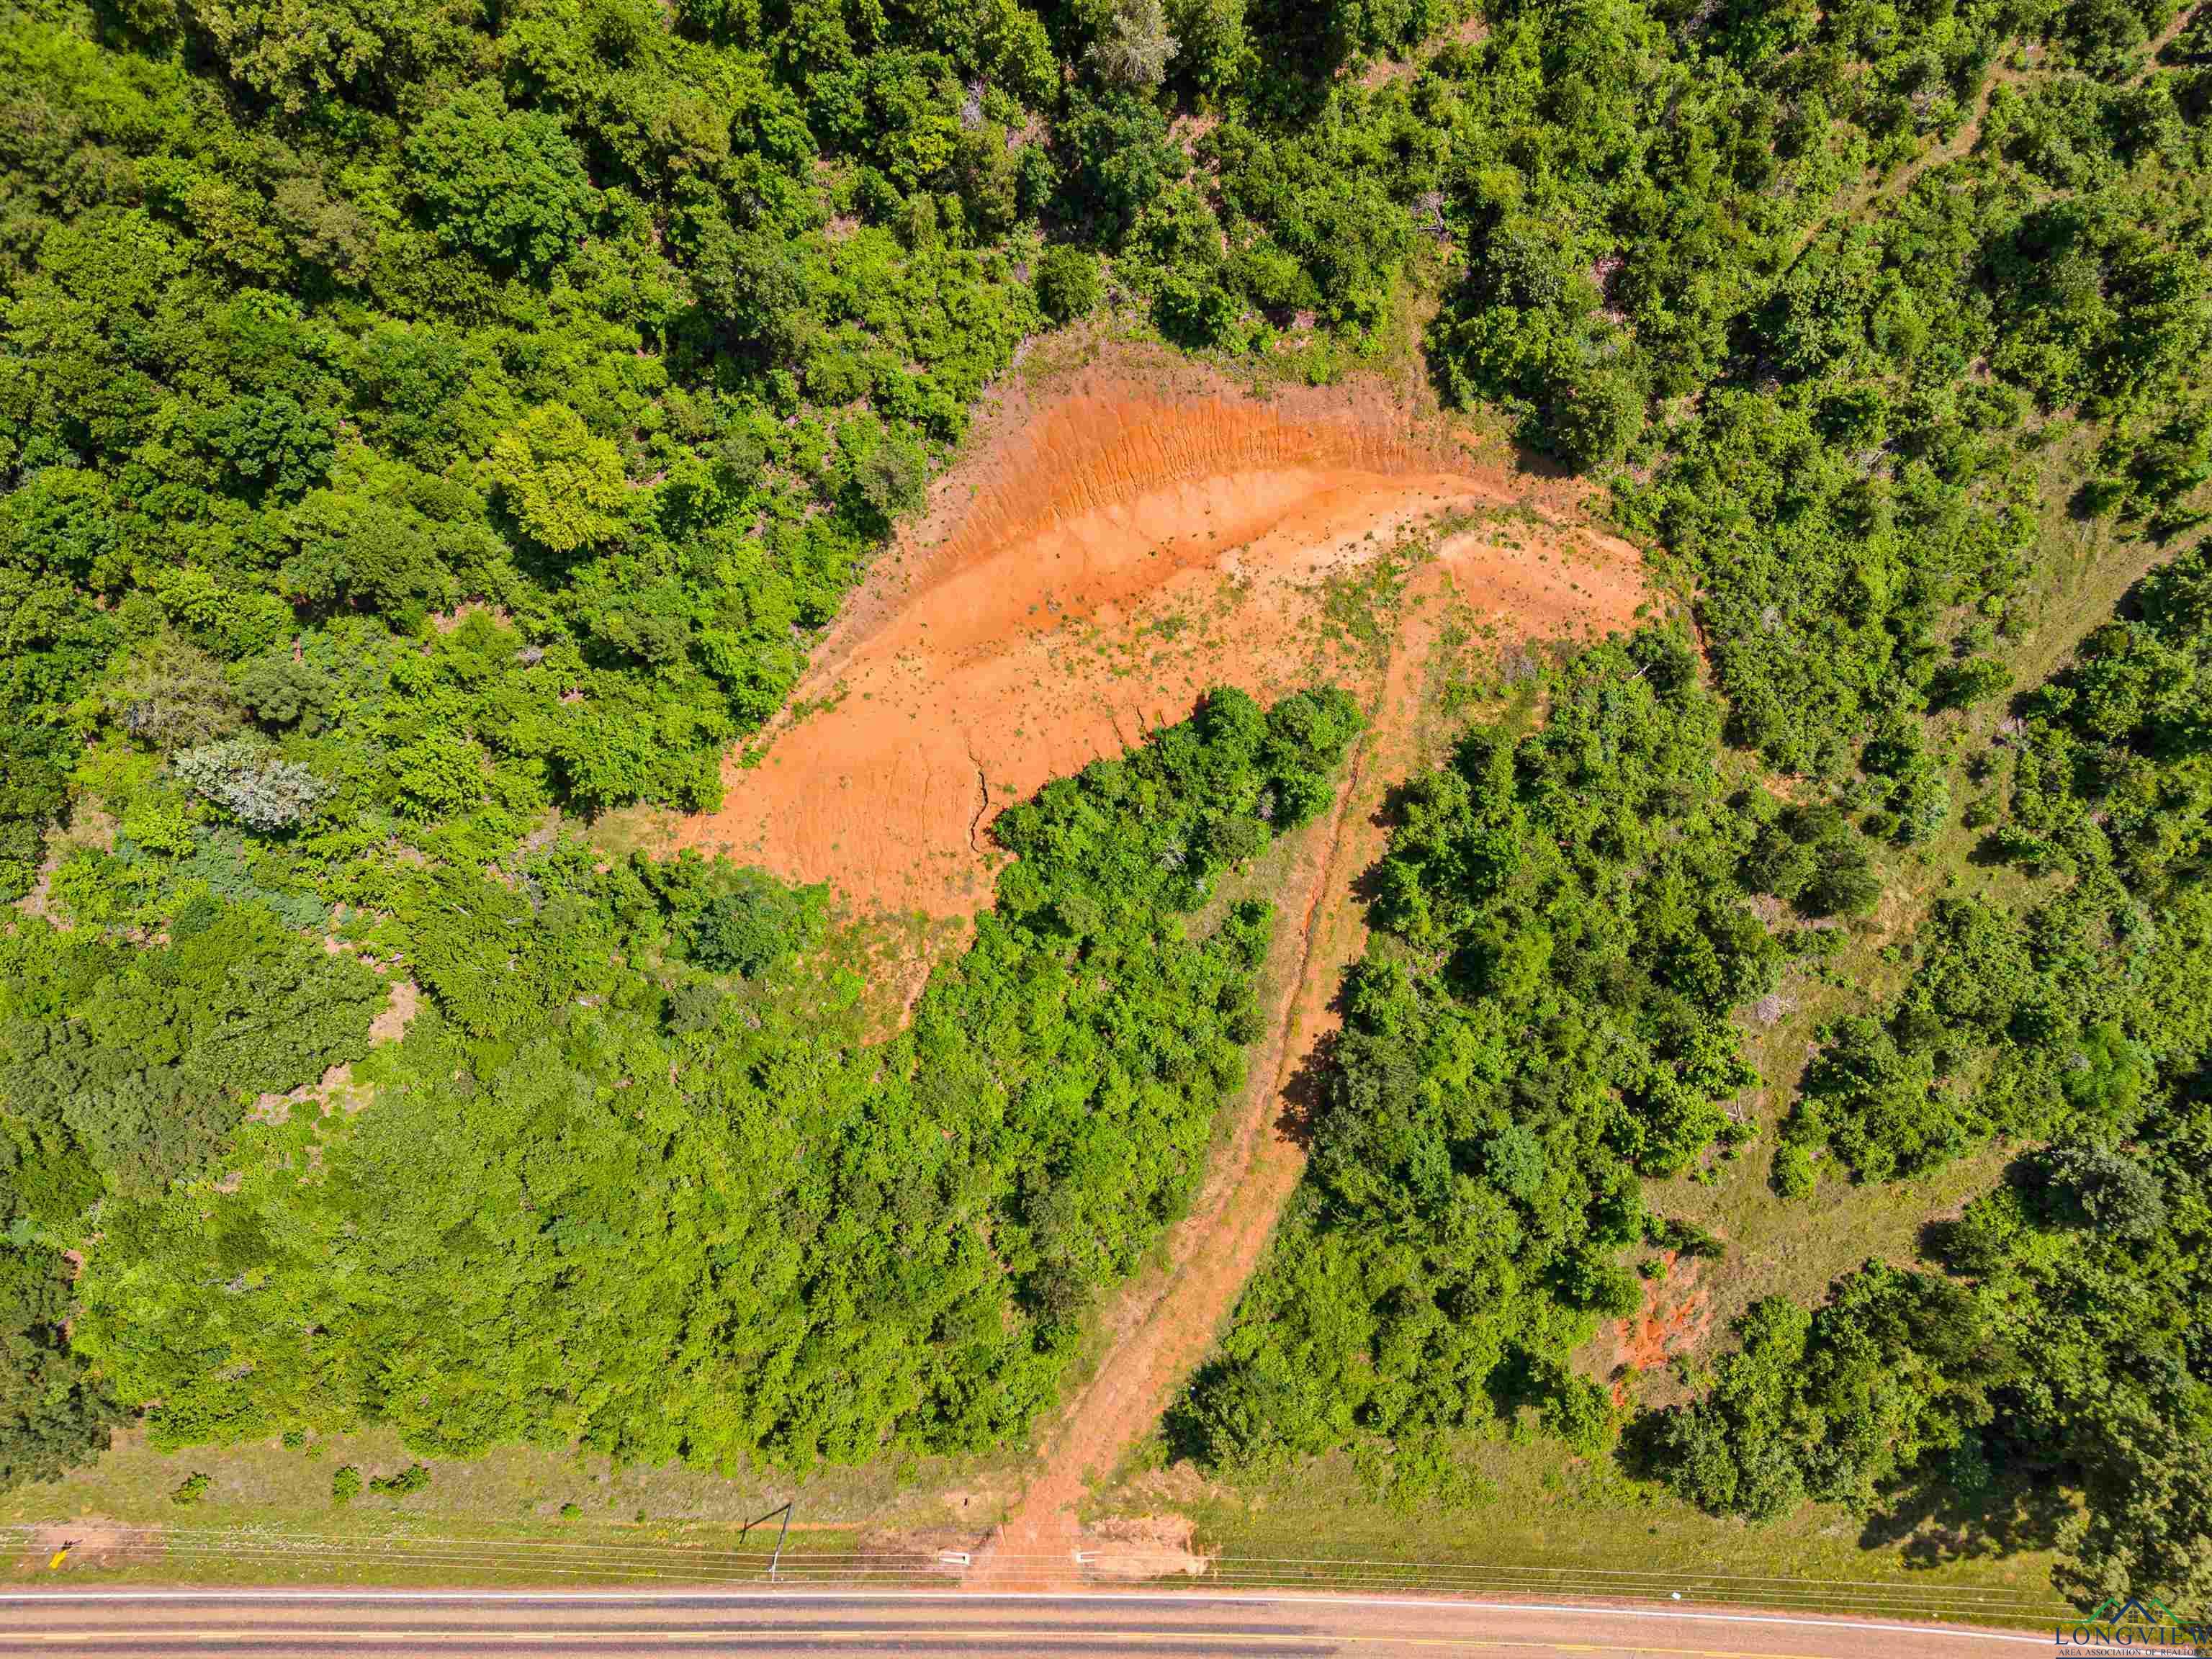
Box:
[671,348,1648,1584]
[966,546,1633,1590]
[964,679,1380,1590]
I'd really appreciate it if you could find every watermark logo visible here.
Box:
[2055,1595,2207,1657]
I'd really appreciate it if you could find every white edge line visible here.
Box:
[0,1588,2055,1640]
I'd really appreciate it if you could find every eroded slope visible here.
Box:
[679,360,1645,920]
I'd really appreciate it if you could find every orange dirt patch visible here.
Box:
[367,977,419,1046]
[1614,1253,1715,1376]
[966,546,1482,1590]
[17,1519,158,1577]
[678,356,1646,925]
[1079,1514,1213,1581]
[673,349,1650,1591]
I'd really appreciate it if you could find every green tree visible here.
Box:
[183,0,462,111]
[1035,247,1105,323]
[403,84,596,276]
[1167,0,1248,88]
[0,1240,117,1494]
[487,406,627,554]
[1091,0,1179,86]
[690,221,816,353]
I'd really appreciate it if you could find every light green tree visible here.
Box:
[1090,0,1178,87]
[487,406,626,554]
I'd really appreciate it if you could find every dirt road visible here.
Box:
[0,1588,2054,1656]
[675,349,1647,1591]
[968,535,1639,1588]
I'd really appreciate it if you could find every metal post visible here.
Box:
[741,1501,795,1583]
[770,1501,793,1584]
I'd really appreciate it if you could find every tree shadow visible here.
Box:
[2067,477,2119,524]
[1277,1020,1341,1151]
[1281,770,1430,1150]
[1858,1468,2072,1568]
[1346,777,1423,909]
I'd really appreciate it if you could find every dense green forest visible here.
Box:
[10,684,1357,1466]
[1637,542,2212,1606]
[1,0,2210,1615]
[1176,632,1811,1491]
[1168,0,2212,1611]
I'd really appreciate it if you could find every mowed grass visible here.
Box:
[1,1425,1022,1586]
[1094,1434,2069,1627]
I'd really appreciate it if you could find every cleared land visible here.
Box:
[5,353,1647,1597]
[678,350,1644,924]
[12,397,2159,1613]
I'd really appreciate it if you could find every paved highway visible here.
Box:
[0,1590,2051,1657]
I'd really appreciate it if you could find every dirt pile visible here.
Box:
[678,354,1645,922]
[1614,1252,1715,1379]
[1079,1514,1213,1581]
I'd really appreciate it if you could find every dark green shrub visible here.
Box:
[1035,246,1105,324]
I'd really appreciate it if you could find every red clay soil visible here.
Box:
[858,358,1647,1590]
[676,348,1650,1589]
[1614,1253,1715,1377]
[964,584,1440,1589]
[678,355,1644,923]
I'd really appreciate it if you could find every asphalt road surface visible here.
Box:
[0,1591,2053,1657]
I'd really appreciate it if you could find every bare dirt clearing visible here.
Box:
[17,1518,158,1576]
[678,353,1647,925]
[669,346,1652,1588]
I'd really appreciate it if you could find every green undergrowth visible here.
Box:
[6,0,2212,1617]
[4,688,1359,1485]
[1640,539,2212,1606]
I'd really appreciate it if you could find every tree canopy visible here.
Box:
[2,0,2211,1614]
